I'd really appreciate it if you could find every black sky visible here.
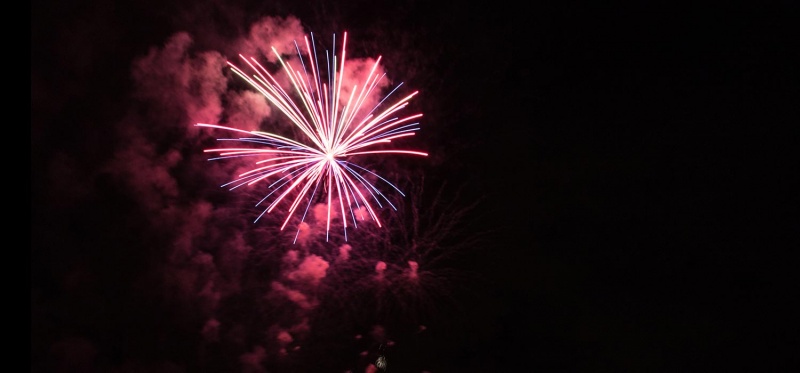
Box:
[32,0,798,372]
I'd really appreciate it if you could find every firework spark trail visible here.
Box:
[198,32,427,242]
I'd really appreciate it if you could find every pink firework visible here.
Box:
[197,32,427,242]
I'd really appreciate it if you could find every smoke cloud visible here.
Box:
[34,9,479,372]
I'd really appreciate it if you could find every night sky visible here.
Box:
[32,1,798,372]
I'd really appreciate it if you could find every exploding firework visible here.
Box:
[198,32,427,242]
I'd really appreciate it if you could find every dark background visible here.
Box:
[32,0,798,372]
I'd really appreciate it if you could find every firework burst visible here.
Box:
[198,32,427,242]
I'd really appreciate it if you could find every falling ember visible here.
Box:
[407,260,419,280]
[375,261,387,279]
[197,32,427,242]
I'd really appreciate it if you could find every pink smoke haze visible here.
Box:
[236,16,306,64]
[34,9,484,373]
[338,244,352,261]
[406,260,419,280]
[276,330,293,345]
[34,0,786,371]
[202,318,221,342]
[239,345,267,373]
[286,254,329,285]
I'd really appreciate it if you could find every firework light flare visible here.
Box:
[197,32,427,242]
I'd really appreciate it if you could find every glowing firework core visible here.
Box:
[197,32,427,242]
